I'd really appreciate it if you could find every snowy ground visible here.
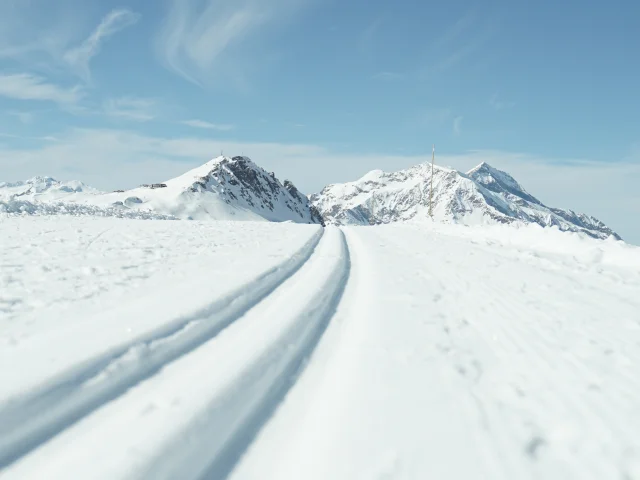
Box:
[1,217,640,479]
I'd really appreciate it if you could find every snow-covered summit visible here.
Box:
[130,155,323,223]
[465,162,541,205]
[310,161,620,240]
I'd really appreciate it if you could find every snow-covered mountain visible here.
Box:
[109,155,324,224]
[1,156,324,225]
[0,176,99,200]
[310,161,620,240]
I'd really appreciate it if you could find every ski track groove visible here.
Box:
[225,226,369,480]
[141,227,351,480]
[0,227,325,470]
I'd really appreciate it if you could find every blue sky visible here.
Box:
[0,0,639,242]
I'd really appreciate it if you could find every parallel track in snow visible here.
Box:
[146,227,351,480]
[0,227,351,480]
[0,227,325,470]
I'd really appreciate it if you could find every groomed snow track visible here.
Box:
[0,226,351,479]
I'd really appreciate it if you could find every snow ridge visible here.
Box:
[310,161,620,240]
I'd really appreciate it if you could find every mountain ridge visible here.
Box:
[1,156,323,225]
[1,156,617,240]
[310,161,620,240]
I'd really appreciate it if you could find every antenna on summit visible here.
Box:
[429,144,435,218]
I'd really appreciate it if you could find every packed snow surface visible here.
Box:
[1,217,640,479]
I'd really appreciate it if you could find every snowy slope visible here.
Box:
[310,161,619,240]
[2,217,640,479]
[0,156,323,224]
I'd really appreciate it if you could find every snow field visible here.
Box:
[0,217,320,399]
[231,224,640,480]
[1,216,639,479]
[1,225,347,478]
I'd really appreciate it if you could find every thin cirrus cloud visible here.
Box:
[0,5,139,82]
[156,0,310,86]
[0,7,142,120]
[8,111,36,124]
[453,116,463,136]
[0,73,83,104]
[103,97,157,122]
[358,18,382,59]
[421,10,493,78]
[490,93,515,110]
[64,9,140,81]
[181,120,235,131]
[372,71,404,81]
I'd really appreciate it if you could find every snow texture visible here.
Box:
[311,161,620,240]
[1,217,640,479]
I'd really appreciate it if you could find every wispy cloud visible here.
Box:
[64,9,140,81]
[430,43,478,73]
[429,12,476,52]
[453,116,463,136]
[7,111,35,124]
[0,73,83,104]
[0,132,58,142]
[103,97,157,122]
[422,10,493,78]
[0,6,139,81]
[0,2,73,62]
[372,71,404,81]
[181,119,235,131]
[156,0,311,86]
[358,19,382,59]
[416,107,455,128]
[490,93,515,110]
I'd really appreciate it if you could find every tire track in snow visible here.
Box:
[0,227,324,470]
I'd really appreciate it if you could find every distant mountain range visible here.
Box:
[1,156,323,225]
[1,156,619,240]
[309,161,619,240]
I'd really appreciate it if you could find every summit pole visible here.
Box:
[429,144,435,218]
